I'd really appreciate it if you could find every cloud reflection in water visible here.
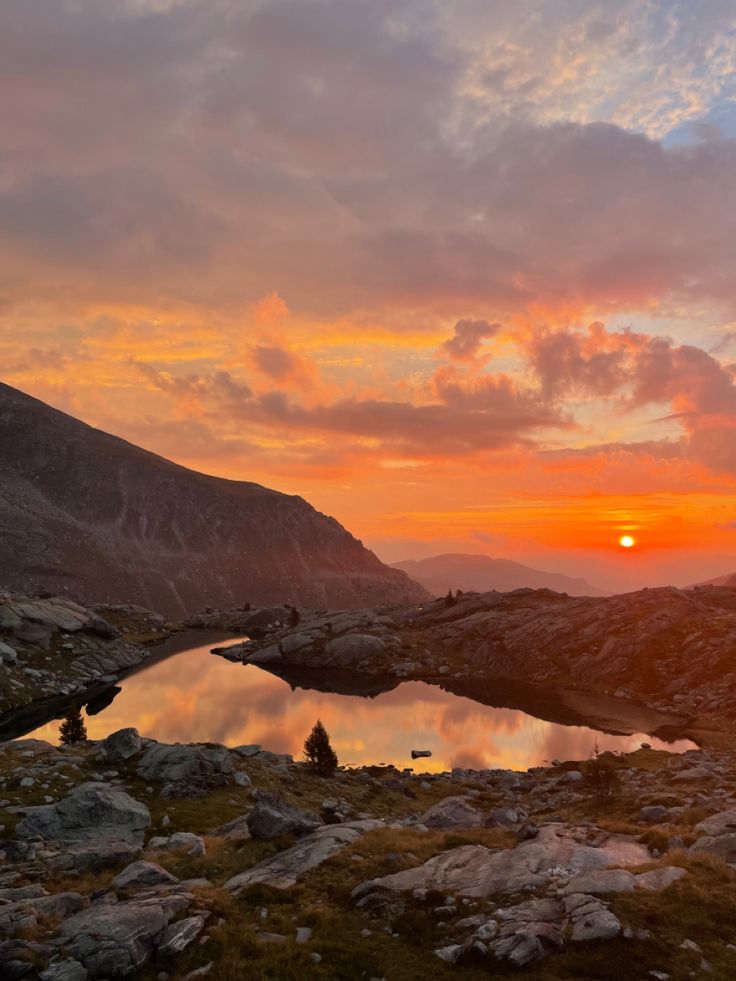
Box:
[30,641,695,770]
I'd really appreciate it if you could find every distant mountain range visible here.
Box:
[392,553,605,597]
[0,383,428,617]
[688,572,736,589]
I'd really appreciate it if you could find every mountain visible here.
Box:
[392,553,604,597]
[0,383,428,617]
[688,572,736,589]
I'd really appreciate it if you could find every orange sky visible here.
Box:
[3,0,736,592]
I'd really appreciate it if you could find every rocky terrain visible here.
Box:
[212,584,736,736]
[392,554,604,598]
[0,593,171,741]
[3,729,736,979]
[0,384,427,617]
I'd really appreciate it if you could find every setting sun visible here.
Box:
[619,535,636,549]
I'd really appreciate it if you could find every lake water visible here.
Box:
[28,632,696,771]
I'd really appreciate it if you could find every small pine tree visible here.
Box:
[289,606,301,628]
[59,706,88,746]
[583,741,619,799]
[444,589,457,608]
[304,719,338,776]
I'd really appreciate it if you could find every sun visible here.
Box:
[619,535,636,549]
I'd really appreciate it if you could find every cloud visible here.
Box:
[442,318,500,361]
[250,344,317,389]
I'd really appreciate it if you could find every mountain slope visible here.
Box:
[688,572,736,589]
[0,383,428,616]
[392,552,604,597]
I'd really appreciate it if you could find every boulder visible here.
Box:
[226,820,384,891]
[246,792,322,840]
[419,796,483,829]
[15,783,150,844]
[158,915,205,955]
[694,808,736,837]
[147,832,205,857]
[136,743,233,797]
[634,867,687,891]
[564,893,621,942]
[100,729,142,763]
[690,832,736,863]
[39,960,89,981]
[46,840,142,874]
[360,824,650,898]
[324,634,388,666]
[563,869,635,895]
[59,893,190,977]
[112,861,179,890]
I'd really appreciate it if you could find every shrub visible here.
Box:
[583,741,620,798]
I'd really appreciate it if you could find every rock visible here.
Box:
[112,861,179,890]
[564,893,621,942]
[257,932,287,944]
[411,750,432,760]
[672,765,714,782]
[231,745,261,758]
[148,831,205,855]
[136,743,234,797]
[59,893,190,977]
[246,792,321,840]
[324,633,388,665]
[639,805,669,823]
[209,814,251,843]
[295,927,312,944]
[47,840,142,874]
[635,867,687,891]
[233,772,251,787]
[694,808,736,837]
[563,869,635,895]
[690,833,736,863]
[158,916,205,955]
[485,807,524,828]
[0,640,18,664]
[85,616,121,640]
[0,893,87,940]
[362,824,650,897]
[435,944,464,964]
[419,796,483,829]
[15,783,150,844]
[492,898,564,965]
[226,820,384,891]
[39,960,89,981]
[101,729,142,763]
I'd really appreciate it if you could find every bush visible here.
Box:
[304,719,338,776]
[583,742,620,798]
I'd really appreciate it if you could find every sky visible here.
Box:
[3,0,736,592]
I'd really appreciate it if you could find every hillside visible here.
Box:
[393,552,604,597]
[0,383,428,616]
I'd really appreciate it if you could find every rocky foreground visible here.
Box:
[3,731,736,978]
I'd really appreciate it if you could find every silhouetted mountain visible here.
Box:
[688,572,736,589]
[392,553,604,597]
[0,383,428,616]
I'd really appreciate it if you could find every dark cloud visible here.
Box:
[443,318,501,360]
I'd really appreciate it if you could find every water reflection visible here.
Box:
[29,638,695,771]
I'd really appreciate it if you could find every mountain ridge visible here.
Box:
[392,552,605,597]
[0,382,428,616]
